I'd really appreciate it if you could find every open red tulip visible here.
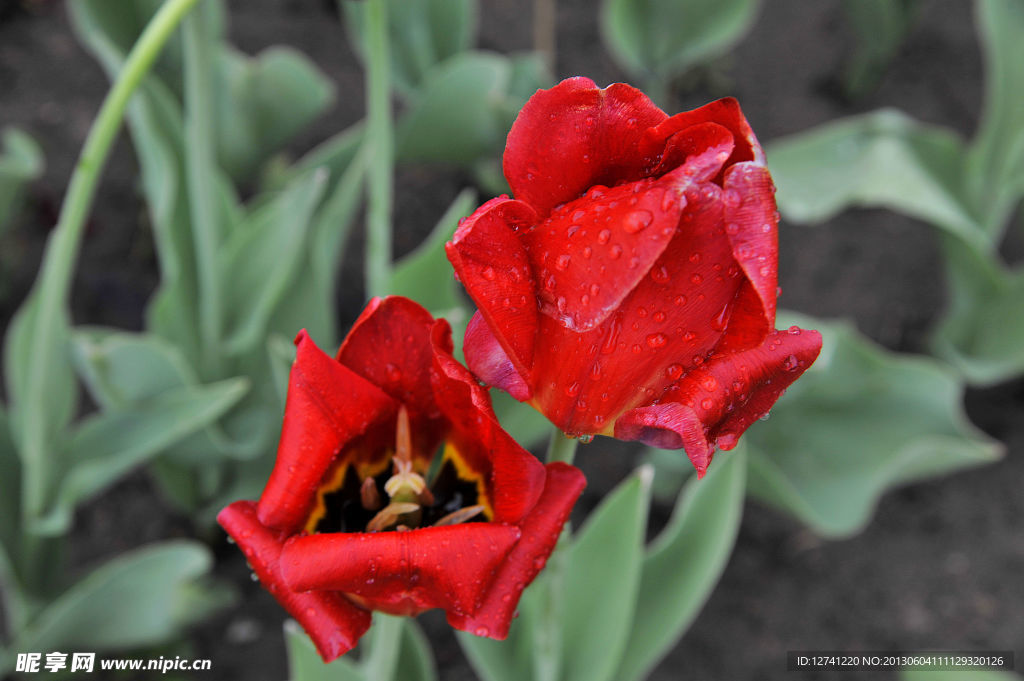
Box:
[446,77,822,475]
[218,297,585,661]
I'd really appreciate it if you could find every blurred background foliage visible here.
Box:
[0,0,1020,679]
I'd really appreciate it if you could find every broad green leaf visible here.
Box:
[0,127,44,234]
[14,541,226,652]
[457,604,534,681]
[215,47,335,181]
[221,169,328,354]
[396,52,513,165]
[616,448,746,681]
[72,328,198,409]
[601,0,760,82]
[394,618,437,681]
[767,110,989,252]
[0,405,26,632]
[967,0,1024,238]
[284,619,364,681]
[32,378,248,536]
[560,467,652,681]
[745,314,1003,538]
[267,333,296,409]
[391,188,476,314]
[344,0,477,97]
[902,671,1021,681]
[840,0,919,98]
[931,236,1024,385]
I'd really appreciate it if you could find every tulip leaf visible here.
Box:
[745,314,1003,538]
[344,0,477,97]
[0,406,25,630]
[490,391,553,452]
[931,238,1024,385]
[394,618,438,681]
[767,110,991,251]
[284,619,364,681]
[13,541,227,653]
[559,467,652,681]
[967,0,1024,239]
[221,168,328,355]
[0,127,44,234]
[391,188,476,315]
[839,0,919,99]
[396,52,516,165]
[601,0,760,83]
[215,46,335,181]
[615,448,747,681]
[30,378,248,536]
[457,613,534,681]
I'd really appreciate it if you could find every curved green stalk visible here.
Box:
[363,0,394,298]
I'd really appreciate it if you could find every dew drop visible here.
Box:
[674,294,688,306]
[597,228,611,244]
[725,222,740,235]
[782,354,800,371]
[610,244,623,259]
[653,311,666,323]
[689,251,702,264]
[787,325,802,335]
[631,344,643,354]
[761,223,772,233]
[722,189,741,207]
[482,266,496,281]
[690,273,703,285]
[590,363,602,379]
[475,626,491,637]
[667,363,684,380]
[700,398,715,410]
[572,209,586,221]
[646,332,667,348]
[623,209,654,234]
[583,245,593,259]
[567,224,580,238]
[590,283,601,296]
[545,274,557,291]
[711,303,730,331]
[555,254,571,271]
[565,382,580,397]
[683,330,696,342]
[701,376,719,392]
[651,265,670,284]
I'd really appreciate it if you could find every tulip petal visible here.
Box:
[463,312,532,401]
[447,196,539,379]
[504,77,667,216]
[431,320,546,523]
[282,524,521,617]
[641,97,765,173]
[337,296,445,419]
[717,162,779,350]
[616,328,823,475]
[219,501,371,662]
[447,462,586,639]
[258,331,398,533]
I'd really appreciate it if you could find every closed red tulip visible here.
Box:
[218,297,584,661]
[447,77,822,475]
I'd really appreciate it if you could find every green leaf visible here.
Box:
[215,46,335,181]
[967,0,1024,238]
[457,613,534,681]
[394,618,437,681]
[840,0,919,98]
[391,188,476,314]
[221,168,328,354]
[490,391,552,451]
[0,127,44,234]
[344,0,477,97]
[284,619,364,681]
[601,0,760,82]
[559,467,652,681]
[395,52,513,165]
[14,541,225,652]
[0,405,26,633]
[745,313,1003,538]
[767,110,990,251]
[32,378,248,536]
[267,333,296,410]
[931,237,1024,385]
[616,448,747,681]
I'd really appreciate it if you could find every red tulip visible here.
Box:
[446,77,822,475]
[218,297,585,661]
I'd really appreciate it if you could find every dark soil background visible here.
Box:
[1,1,1021,680]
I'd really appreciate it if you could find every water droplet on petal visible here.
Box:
[566,382,580,397]
[631,344,643,354]
[623,210,653,234]
[690,273,703,285]
[701,376,719,392]
[667,363,684,380]
[610,244,623,259]
[689,252,702,264]
[700,398,715,410]
[475,626,490,637]
[583,246,593,259]
[651,265,670,284]
[674,294,688,306]
[787,325,802,335]
[782,354,800,371]
[653,311,666,323]
[722,189,741,207]
[646,333,667,348]
[555,254,571,271]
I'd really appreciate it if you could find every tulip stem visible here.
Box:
[362,0,394,298]
[546,429,579,466]
[362,613,403,681]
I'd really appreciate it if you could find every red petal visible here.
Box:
[463,312,532,401]
[337,296,443,419]
[446,196,539,379]
[431,320,546,524]
[504,77,667,216]
[447,463,586,639]
[615,328,823,475]
[258,331,397,533]
[282,524,521,617]
[527,172,742,436]
[218,501,370,662]
[640,97,764,174]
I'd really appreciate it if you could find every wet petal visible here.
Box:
[447,463,586,639]
[504,77,667,216]
[218,501,371,662]
[616,328,823,475]
[258,331,398,533]
[282,524,521,617]
[462,312,532,402]
[640,97,765,174]
[446,196,539,379]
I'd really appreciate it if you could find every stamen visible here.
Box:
[395,404,412,464]
[360,477,382,510]
[367,502,421,532]
[384,459,427,498]
[434,505,486,526]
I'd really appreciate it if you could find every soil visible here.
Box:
[1,1,1021,681]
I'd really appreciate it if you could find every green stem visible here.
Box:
[363,0,394,298]
[182,0,222,376]
[546,428,579,465]
[18,0,201,524]
[362,613,403,681]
